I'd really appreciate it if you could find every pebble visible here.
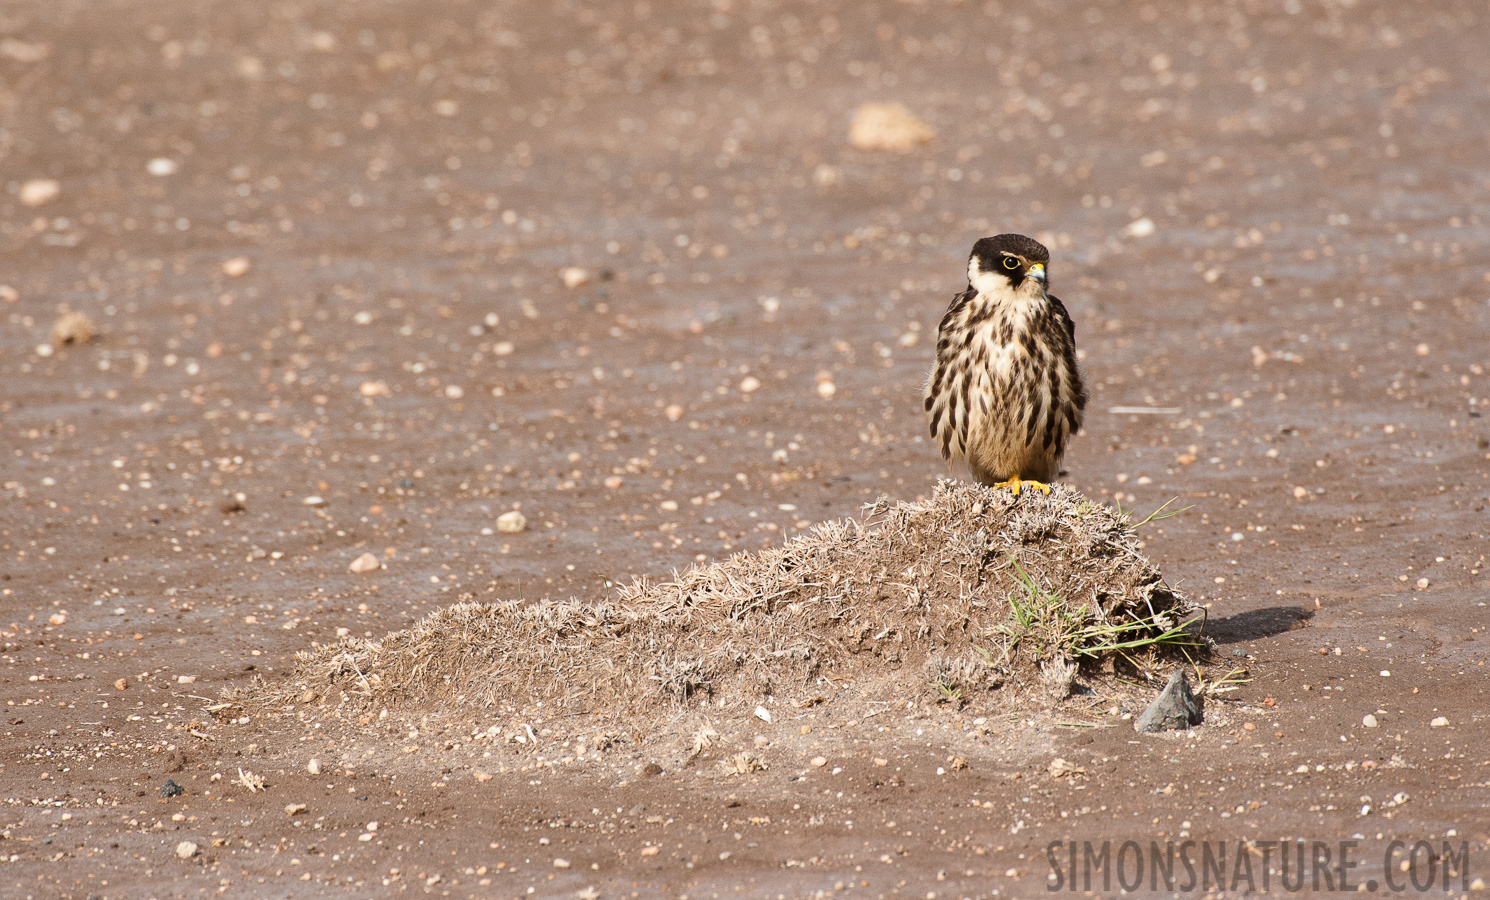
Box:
[175,840,198,859]
[753,705,771,723]
[1362,714,1378,728]
[560,267,591,289]
[302,496,326,507]
[307,758,321,775]
[496,510,527,533]
[664,404,684,422]
[553,858,572,869]
[816,378,836,400]
[739,376,761,393]
[176,675,196,685]
[810,756,828,767]
[285,803,307,816]
[19,178,60,207]
[848,102,935,152]
[349,552,382,573]
[51,311,95,347]
[1430,716,1449,728]
[147,157,180,176]
[48,612,66,626]
[1124,217,1157,238]
[221,257,251,277]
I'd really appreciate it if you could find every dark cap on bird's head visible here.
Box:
[971,233,1049,264]
[968,233,1050,289]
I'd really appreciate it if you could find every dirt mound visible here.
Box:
[246,481,1203,726]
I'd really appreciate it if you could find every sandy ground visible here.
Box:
[3,0,1489,896]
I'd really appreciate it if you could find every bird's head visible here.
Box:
[967,233,1050,296]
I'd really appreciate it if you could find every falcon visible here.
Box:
[924,234,1087,494]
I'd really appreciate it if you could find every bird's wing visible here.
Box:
[1048,293,1077,345]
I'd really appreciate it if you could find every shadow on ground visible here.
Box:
[1206,605,1314,645]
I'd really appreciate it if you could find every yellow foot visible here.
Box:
[993,475,1052,496]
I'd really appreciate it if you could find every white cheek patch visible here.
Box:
[968,257,1009,296]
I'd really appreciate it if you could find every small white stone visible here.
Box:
[1430,716,1449,728]
[349,552,382,573]
[848,102,934,152]
[176,675,197,685]
[810,756,828,767]
[175,840,198,859]
[753,705,771,724]
[221,257,251,277]
[444,384,464,399]
[1362,714,1378,728]
[553,857,572,869]
[1124,217,1156,238]
[307,758,321,775]
[302,496,326,507]
[739,375,762,393]
[19,178,60,207]
[559,267,591,289]
[816,379,836,400]
[496,510,527,533]
[147,157,180,176]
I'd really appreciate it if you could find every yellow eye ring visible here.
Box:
[1002,257,1019,270]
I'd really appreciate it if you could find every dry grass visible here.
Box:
[240,481,1203,729]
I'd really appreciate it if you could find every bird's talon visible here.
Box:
[993,476,1052,496]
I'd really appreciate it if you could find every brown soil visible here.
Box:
[3,0,1488,898]
[246,481,1198,729]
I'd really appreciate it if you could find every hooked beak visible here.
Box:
[1027,263,1047,284]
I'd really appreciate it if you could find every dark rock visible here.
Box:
[1135,670,1202,733]
[638,762,663,778]
[160,779,185,798]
